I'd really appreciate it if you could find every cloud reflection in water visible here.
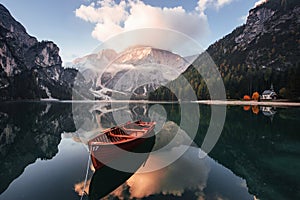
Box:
[75,145,253,199]
[125,146,210,198]
[74,121,253,200]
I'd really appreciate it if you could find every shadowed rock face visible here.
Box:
[0,102,76,194]
[0,4,78,100]
[207,0,300,70]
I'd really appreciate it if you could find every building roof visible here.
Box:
[262,90,277,95]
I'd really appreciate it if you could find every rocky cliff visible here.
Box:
[0,4,78,100]
[208,0,299,70]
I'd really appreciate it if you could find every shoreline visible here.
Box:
[194,100,300,107]
[1,99,300,107]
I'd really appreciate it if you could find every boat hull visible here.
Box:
[89,134,156,200]
[88,121,155,170]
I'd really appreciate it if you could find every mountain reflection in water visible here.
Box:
[0,102,299,200]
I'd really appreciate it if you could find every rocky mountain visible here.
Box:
[112,46,188,71]
[150,0,300,100]
[65,49,118,91]
[69,45,190,100]
[208,0,299,70]
[0,4,78,101]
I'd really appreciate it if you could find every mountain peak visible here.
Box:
[117,46,153,63]
[0,4,37,50]
[114,46,186,68]
[123,45,154,51]
[252,0,300,12]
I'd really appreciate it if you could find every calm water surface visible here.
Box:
[0,102,299,200]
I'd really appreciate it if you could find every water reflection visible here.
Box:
[73,120,254,200]
[212,106,300,200]
[242,105,277,120]
[0,137,89,200]
[0,102,75,195]
[0,102,299,200]
[75,145,254,200]
[261,106,277,121]
[124,146,212,199]
[71,102,157,144]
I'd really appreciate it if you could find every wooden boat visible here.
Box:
[88,120,156,170]
[88,134,156,200]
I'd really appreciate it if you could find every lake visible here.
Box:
[0,101,299,200]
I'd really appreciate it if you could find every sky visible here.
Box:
[1,0,266,64]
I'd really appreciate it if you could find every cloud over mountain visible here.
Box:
[197,0,235,14]
[75,0,209,42]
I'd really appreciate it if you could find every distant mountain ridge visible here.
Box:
[0,4,78,100]
[150,0,300,100]
[68,45,190,100]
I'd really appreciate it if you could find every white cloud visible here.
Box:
[197,0,211,14]
[91,20,124,41]
[254,0,269,8]
[75,1,127,24]
[76,0,209,42]
[197,0,234,14]
[75,0,236,53]
[216,0,234,8]
[124,1,208,41]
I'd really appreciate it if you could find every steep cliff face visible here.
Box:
[234,7,276,48]
[208,0,300,70]
[24,41,62,69]
[0,4,37,76]
[0,4,77,100]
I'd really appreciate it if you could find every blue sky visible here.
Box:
[1,0,263,63]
